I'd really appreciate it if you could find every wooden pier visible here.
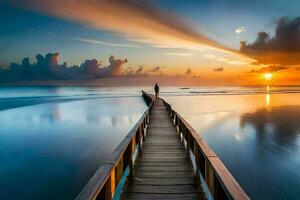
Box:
[120,97,204,200]
[76,91,250,200]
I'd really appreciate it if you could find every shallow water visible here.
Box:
[164,91,300,200]
[0,86,147,199]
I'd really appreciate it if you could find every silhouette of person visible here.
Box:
[154,83,159,99]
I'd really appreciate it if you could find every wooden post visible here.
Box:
[141,124,145,142]
[214,177,227,200]
[205,160,215,198]
[129,136,136,176]
[105,168,115,200]
[194,143,201,184]
[149,111,151,123]
[115,159,123,187]
[139,125,143,159]
[186,129,191,157]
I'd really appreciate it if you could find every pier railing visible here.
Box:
[161,96,250,200]
[75,91,153,200]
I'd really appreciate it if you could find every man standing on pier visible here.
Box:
[154,83,159,99]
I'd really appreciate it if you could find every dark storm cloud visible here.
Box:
[241,17,300,52]
[240,17,300,65]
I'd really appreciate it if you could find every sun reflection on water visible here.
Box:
[266,94,270,107]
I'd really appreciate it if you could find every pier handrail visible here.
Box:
[157,94,250,200]
[75,91,153,200]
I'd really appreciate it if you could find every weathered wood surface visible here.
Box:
[120,99,206,200]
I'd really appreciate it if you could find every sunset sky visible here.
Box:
[1,0,300,85]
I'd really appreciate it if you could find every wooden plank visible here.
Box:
[123,185,203,194]
[146,133,178,137]
[144,138,180,142]
[134,171,195,178]
[148,125,175,129]
[141,155,188,159]
[142,152,188,156]
[146,132,177,135]
[143,141,183,146]
[142,148,186,152]
[120,193,202,200]
[142,144,183,148]
[143,140,182,144]
[147,127,177,131]
[150,117,170,119]
[141,152,187,156]
[141,157,190,162]
[142,146,185,150]
[142,145,185,149]
[135,165,193,172]
[126,177,197,185]
[135,162,193,167]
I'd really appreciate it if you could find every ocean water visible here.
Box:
[1,86,300,200]
[162,86,300,200]
[0,86,148,199]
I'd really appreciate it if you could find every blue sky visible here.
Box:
[0,0,299,70]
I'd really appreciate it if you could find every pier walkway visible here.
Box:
[76,91,250,200]
[120,98,205,199]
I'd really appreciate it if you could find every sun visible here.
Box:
[263,73,272,80]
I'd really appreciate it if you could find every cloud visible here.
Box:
[235,27,247,34]
[98,55,128,77]
[81,59,101,75]
[250,65,290,73]
[72,37,141,48]
[122,66,134,76]
[0,53,128,81]
[240,17,300,65]
[9,0,233,53]
[150,66,161,73]
[185,68,192,75]
[135,66,143,74]
[205,53,251,65]
[164,52,194,57]
[213,67,223,72]
[205,54,216,59]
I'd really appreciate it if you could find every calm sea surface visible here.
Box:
[0,86,147,199]
[1,86,300,199]
[162,86,300,200]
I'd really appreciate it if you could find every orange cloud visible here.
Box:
[243,51,300,66]
[11,0,233,53]
[71,37,141,48]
